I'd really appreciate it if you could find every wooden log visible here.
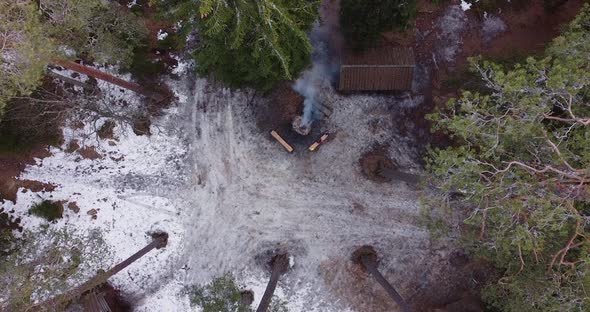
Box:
[51,59,164,101]
[308,133,329,152]
[314,103,333,117]
[270,130,294,153]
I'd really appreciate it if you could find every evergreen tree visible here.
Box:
[340,0,416,51]
[39,0,148,66]
[0,0,148,119]
[160,0,320,91]
[425,5,590,311]
[0,0,54,117]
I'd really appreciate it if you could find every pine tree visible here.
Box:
[161,0,320,91]
[0,0,54,117]
[425,4,590,311]
[39,0,148,66]
[0,0,148,119]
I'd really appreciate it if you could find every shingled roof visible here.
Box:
[339,47,415,91]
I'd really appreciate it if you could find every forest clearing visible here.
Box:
[1,0,589,311]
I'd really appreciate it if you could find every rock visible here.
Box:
[87,208,98,220]
[68,202,80,213]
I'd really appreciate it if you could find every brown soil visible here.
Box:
[359,145,395,183]
[78,147,103,160]
[472,0,583,59]
[255,82,329,150]
[98,120,116,140]
[132,116,152,136]
[0,150,55,203]
[99,283,133,312]
[321,257,399,312]
[256,82,303,132]
[67,202,81,214]
[321,248,496,312]
[66,140,81,153]
[416,0,584,93]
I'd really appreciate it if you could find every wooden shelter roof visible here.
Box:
[339,47,415,91]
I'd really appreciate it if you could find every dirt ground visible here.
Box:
[416,0,584,89]
[358,145,396,183]
[0,149,56,203]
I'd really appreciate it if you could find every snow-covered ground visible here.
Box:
[4,61,449,311]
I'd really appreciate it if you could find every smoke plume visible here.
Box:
[293,0,343,127]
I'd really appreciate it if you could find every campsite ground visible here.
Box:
[0,0,585,311]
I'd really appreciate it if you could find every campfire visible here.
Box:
[292,116,312,136]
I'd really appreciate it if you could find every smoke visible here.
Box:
[293,0,343,127]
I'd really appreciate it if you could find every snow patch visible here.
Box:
[460,0,472,11]
[436,5,468,63]
[157,29,169,41]
[482,14,507,43]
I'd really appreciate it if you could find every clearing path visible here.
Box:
[175,78,456,311]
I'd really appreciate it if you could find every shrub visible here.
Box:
[185,273,250,312]
[184,273,289,312]
[29,200,64,222]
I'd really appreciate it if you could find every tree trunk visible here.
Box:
[360,253,412,312]
[256,254,289,312]
[51,59,164,101]
[46,71,97,92]
[27,233,168,312]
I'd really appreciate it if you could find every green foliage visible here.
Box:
[268,296,289,312]
[340,0,416,51]
[40,0,149,66]
[0,0,147,120]
[481,266,590,312]
[425,4,590,311]
[0,227,111,310]
[185,273,250,312]
[29,200,64,222]
[185,273,289,312]
[0,209,21,257]
[0,1,54,117]
[159,0,320,91]
[0,96,64,153]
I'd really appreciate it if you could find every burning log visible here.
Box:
[292,116,312,136]
[352,246,412,312]
[270,130,294,153]
[308,133,329,152]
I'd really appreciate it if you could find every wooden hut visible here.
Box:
[339,47,415,91]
